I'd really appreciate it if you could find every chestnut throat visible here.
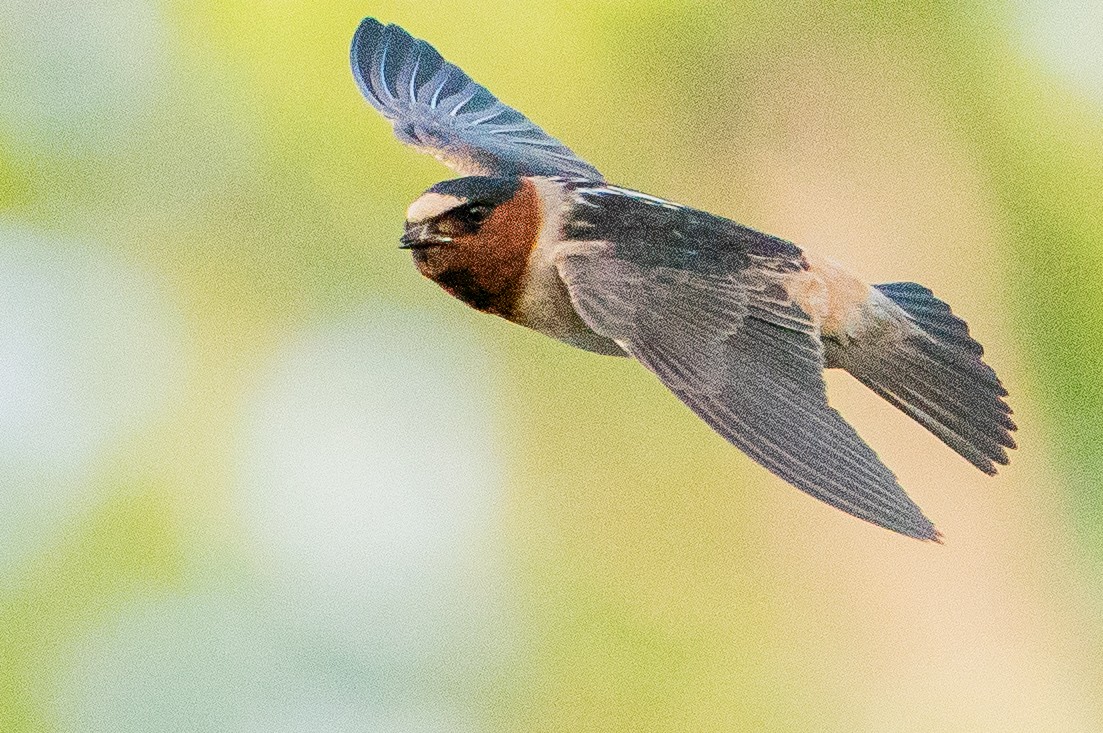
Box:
[415,178,543,319]
[434,266,520,315]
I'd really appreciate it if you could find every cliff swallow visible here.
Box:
[350,18,1016,541]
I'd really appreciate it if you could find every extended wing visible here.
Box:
[350,18,602,181]
[555,187,939,541]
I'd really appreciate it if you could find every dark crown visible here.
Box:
[427,176,521,208]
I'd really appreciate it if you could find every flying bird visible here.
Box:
[349,18,1016,541]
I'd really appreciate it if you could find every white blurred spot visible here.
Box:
[0,0,166,152]
[53,595,481,733]
[237,303,514,669]
[1014,1,1103,105]
[0,223,185,577]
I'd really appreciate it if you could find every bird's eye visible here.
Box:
[433,204,494,237]
[455,204,493,229]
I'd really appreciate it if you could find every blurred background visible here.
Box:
[1,1,1101,731]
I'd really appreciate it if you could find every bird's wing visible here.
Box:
[350,18,603,181]
[553,187,938,540]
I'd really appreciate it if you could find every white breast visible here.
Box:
[515,179,627,357]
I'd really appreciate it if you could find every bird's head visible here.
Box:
[400,176,542,316]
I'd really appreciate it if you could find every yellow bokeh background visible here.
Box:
[2,1,1101,731]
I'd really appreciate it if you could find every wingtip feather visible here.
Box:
[350,18,386,106]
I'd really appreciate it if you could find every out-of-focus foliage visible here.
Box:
[1,2,1101,731]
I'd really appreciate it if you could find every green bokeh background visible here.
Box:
[2,1,1101,731]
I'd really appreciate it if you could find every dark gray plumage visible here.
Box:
[350,19,603,181]
[555,188,939,540]
[836,282,1017,474]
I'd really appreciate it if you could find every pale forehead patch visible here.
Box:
[406,192,465,223]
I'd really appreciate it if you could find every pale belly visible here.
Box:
[514,258,627,356]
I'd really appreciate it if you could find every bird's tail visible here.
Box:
[838,282,1016,474]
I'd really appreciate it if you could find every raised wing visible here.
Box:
[350,18,602,180]
[554,187,939,540]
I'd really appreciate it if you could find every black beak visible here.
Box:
[398,230,422,249]
[398,224,450,250]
